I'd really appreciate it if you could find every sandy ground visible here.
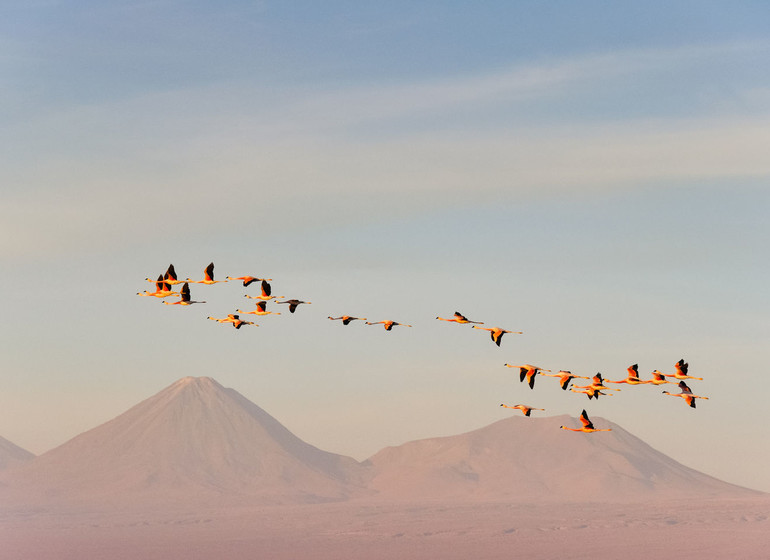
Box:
[1,497,768,560]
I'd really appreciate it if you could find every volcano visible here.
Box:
[3,377,367,506]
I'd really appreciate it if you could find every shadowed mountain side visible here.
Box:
[1,377,369,506]
[0,436,34,471]
[363,415,761,502]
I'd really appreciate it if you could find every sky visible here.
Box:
[1,1,769,492]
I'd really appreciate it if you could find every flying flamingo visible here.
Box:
[504,364,551,390]
[662,380,709,408]
[226,275,273,287]
[500,404,545,417]
[665,359,703,381]
[207,314,256,329]
[237,300,280,316]
[572,373,616,392]
[162,263,186,285]
[244,280,282,302]
[606,364,651,385]
[145,264,183,286]
[570,375,618,400]
[538,370,589,390]
[649,370,675,385]
[471,325,523,347]
[329,316,367,325]
[137,275,179,298]
[162,282,206,305]
[570,385,614,400]
[276,299,311,313]
[186,262,227,285]
[436,311,483,324]
[560,409,612,433]
[365,320,412,331]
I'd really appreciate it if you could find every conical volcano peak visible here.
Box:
[3,376,366,506]
[171,376,222,390]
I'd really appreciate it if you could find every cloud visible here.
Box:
[2,41,769,259]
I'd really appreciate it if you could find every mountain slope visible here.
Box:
[3,377,367,506]
[363,414,759,502]
[0,435,34,470]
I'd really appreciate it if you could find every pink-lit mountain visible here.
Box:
[364,414,758,502]
[1,377,759,508]
[2,377,368,506]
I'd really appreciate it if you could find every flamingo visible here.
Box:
[560,409,612,432]
[137,275,179,298]
[244,280,282,302]
[570,385,614,400]
[649,370,675,385]
[145,264,184,286]
[436,311,483,324]
[662,380,709,408]
[162,263,186,285]
[665,359,703,381]
[276,299,311,313]
[570,375,618,400]
[186,262,227,285]
[207,314,256,329]
[538,370,589,391]
[606,364,651,385]
[500,404,544,417]
[237,300,280,316]
[162,282,206,305]
[365,320,412,331]
[329,316,367,325]
[225,275,273,287]
[504,364,551,390]
[572,373,617,392]
[471,325,523,347]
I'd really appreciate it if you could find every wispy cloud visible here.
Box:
[2,41,769,259]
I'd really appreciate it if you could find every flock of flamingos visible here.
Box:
[139,262,709,434]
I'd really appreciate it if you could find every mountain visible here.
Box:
[363,414,759,502]
[2,378,759,509]
[0,435,34,470]
[2,377,368,506]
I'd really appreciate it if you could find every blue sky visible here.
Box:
[1,2,769,492]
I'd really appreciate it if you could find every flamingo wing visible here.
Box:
[261,280,271,297]
[204,262,215,281]
[165,264,178,281]
[579,410,595,430]
[180,282,191,302]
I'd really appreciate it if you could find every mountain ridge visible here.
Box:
[0,376,761,507]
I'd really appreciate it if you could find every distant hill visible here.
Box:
[0,435,34,470]
[363,414,759,502]
[1,377,760,509]
[1,377,368,506]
